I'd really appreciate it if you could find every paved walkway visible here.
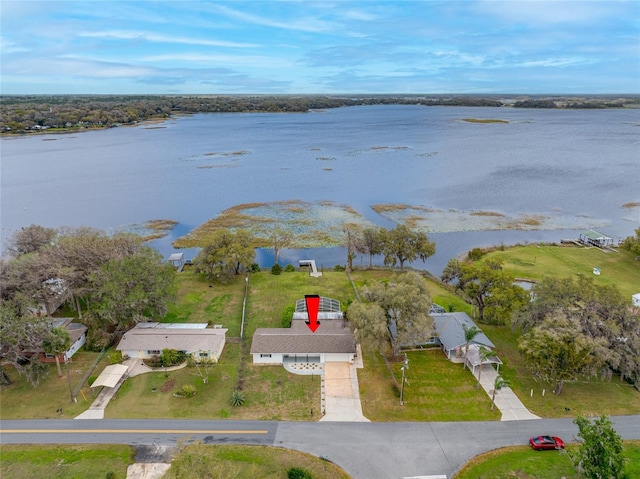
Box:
[472,364,540,421]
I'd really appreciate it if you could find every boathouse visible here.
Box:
[578,230,614,248]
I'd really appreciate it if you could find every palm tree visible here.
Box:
[42,326,71,378]
[462,323,481,370]
[491,375,510,410]
[476,346,493,389]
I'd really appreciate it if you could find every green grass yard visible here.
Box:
[0,443,350,479]
[453,441,640,479]
[164,443,350,479]
[358,348,501,421]
[481,324,640,418]
[0,351,111,419]
[483,244,640,298]
[0,444,134,479]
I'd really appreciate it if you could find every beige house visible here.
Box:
[117,323,227,362]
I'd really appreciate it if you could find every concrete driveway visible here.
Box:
[321,362,369,422]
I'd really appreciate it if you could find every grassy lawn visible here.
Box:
[0,351,111,419]
[105,343,319,421]
[483,244,640,298]
[0,443,350,479]
[106,269,345,421]
[481,324,640,418]
[163,443,350,479]
[244,270,356,336]
[453,441,640,479]
[0,444,134,479]
[164,268,246,336]
[358,348,501,421]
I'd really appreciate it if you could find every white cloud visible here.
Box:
[211,4,336,33]
[0,37,29,54]
[141,53,293,68]
[77,30,258,48]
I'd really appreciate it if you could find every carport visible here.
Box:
[464,343,503,374]
[91,364,129,388]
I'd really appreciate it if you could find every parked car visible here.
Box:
[529,435,565,450]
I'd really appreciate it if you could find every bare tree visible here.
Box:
[269,227,292,266]
[6,224,57,257]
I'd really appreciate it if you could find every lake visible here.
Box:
[1,105,638,275]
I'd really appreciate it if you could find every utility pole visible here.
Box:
[400,353,409,406]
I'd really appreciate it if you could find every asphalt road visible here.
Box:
[2,416,640,478]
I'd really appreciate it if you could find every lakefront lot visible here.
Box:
[2,243,640,478]
[1,243,639,422]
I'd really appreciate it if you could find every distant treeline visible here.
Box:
[1,94,638,134]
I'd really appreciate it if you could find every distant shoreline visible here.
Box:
[3,94,638,136]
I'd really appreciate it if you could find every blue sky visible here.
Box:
[1,1,638,94]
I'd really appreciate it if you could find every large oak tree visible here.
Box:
[351,272,432,356]
[193,229,256,283]
[441,258,528,324]
[380,225,435,270]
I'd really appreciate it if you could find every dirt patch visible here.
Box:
[160,378,175,393]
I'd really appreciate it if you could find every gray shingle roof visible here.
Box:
[432,312,494,352]
[250,319,356,355]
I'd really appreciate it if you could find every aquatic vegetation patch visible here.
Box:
[373,204,609,233]
[470,211,506,217]
[182,150,250,165]
[461,118,509,124]
[622,202,640,208]
[174,200,376,248]
[346,145,414,157]
[204,150,250,157]
[108,219,177,241]
[197,164,239,169]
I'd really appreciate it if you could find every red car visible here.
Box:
[529,435,565,450]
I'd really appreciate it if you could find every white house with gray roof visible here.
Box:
[432,312,495,359]
[117,322,227,363]
[250,297,356,365]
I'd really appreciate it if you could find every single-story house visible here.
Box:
[432,312,495,360]
[251,296,356,365]
[116,322,227,363]
[34,318,87,364]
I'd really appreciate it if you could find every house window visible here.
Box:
[260,354,272,358]
[199,352,209,358]
[45,353,54,358]
[148,350,160,355]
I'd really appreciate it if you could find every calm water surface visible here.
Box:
[2,105,638,275]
